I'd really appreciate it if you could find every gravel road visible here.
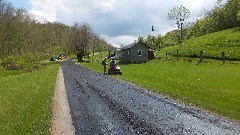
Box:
[61,60,240,135]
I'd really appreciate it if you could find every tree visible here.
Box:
[188,0,240,38]
[237,10,240,21]
[71,23,93,62]
[168,5,190,41]
[0,0,111,61]
[138,36,144,42]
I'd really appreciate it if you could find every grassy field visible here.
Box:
[159,27,240,60]
[81,58,240,122]
[0,63,59,134]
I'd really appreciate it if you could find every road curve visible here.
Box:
[61,60,240,135]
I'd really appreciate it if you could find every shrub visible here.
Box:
[1,53,48,72]
[2,55,22,70]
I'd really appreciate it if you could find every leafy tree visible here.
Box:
[0,0,110,65]
[71,23,93,61]
[168,5,190,41]
[138,36,144,42]
[138,35,163,50]
[237,10,240,21]
[188,0,240,38]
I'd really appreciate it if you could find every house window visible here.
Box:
[128,51,130,55]
[138,50,142,56]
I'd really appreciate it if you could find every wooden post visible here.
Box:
[200,51,203,62]
[103,58,107,75]
[222,51,225,64]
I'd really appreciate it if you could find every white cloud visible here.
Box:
[102,35,138,47]
[28,0,58,22]
[101,0,115,11]
[178,0,216,11]
[27,0,218,45]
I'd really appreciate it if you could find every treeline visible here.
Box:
[139,0,240,50]
[0,0,110,59]
[187,0,240,38]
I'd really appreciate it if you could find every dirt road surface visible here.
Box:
[51,67,75,135]
[61,60,240,135]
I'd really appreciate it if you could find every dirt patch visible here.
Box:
[51,67,75,135]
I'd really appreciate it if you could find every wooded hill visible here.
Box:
[0,0,112,70]
[157,0,240,61]
[140,0,240,51]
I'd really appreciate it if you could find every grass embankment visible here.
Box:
[0,63,59,134]
[81,54,240,122]
[158,27,240,60]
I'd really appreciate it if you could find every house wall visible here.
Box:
[121,42,148,63]
[131,42,148,62]
[121,48,131,63]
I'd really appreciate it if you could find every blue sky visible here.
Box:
[7,0,31,10]
[5,0,218,47]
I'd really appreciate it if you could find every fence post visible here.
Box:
[222,51,225,64]
[200,51,203,62]
[166,52,168,60]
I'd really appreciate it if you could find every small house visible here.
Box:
[121,41,154,63]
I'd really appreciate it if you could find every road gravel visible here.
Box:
[61,59,240,135]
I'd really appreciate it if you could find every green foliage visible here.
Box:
[1,53,48,72]
[188,0,240,38]
[160,27,240,60]
[0,63,59,134]
[168,5,190,40]
[161,31,180,47]
[168,5,190,21]
[138,35,164,50]
[81,59,240,121]
[237,10,240,21]
[0,0,109,63]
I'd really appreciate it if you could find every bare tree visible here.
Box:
[168,5,190,41]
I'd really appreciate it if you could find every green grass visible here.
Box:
[81,58,240,122]
[158,27,240,60]
[0,63,59,134]
[0,66,26,78]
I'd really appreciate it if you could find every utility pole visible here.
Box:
[180,18,184,41]
[152,26,155,44]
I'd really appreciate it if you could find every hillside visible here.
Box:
[158,27,240,60]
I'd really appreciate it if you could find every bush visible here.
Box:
[1,55,22,70]
[1,53,48,72]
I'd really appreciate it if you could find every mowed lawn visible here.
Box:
[81,59,240,121]
[0,63,59,134]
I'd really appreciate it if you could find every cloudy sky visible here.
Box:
[7,0,218,47]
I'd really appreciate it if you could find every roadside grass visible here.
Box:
[0,62,59,134]
[159,27,240,60]
[81,58,240,122]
